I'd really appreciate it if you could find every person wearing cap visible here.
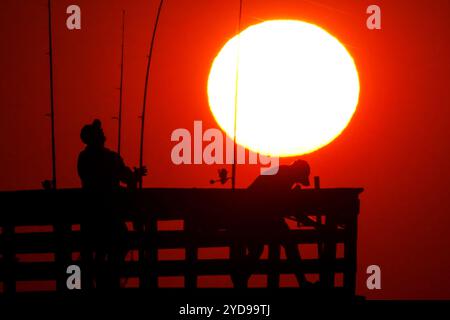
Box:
[78,119,147,191]
[231,160,314,288]
[77,119,147,289]
[248,159,311,191]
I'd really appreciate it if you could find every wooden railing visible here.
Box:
[0,187,363,296]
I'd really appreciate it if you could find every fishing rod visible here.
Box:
[117,10,125,157]
[138,0,165,189]
[47,0,57,189]
[231,0,243,191]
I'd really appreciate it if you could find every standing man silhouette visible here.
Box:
[78,119,147,191]
[78,119,147,289]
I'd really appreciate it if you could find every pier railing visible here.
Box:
[0,187,363,296]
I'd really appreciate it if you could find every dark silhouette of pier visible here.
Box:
[0,187,363,300]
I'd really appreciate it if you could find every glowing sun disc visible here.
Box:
[207,20,360,157]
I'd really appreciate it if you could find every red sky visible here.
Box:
[1,0,450,299]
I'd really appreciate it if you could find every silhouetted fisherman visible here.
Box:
[78,119,147,191]
[231,159,315,288]
[78,119,147,289]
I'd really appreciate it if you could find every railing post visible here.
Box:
[79,221,94,291]
[230,240,246,288]
[343,211,358,295]
[3,224,15,295]
[185,216,197,288]
[319,213,337,288]
[140,215,158,288]
[54,222,72,292]
[267,242,280,288]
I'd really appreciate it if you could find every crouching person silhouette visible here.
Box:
[78,119,147,289]
[230,159,315,288]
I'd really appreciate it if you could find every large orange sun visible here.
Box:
[207,20,360,157]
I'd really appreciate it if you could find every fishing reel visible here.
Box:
[210,168,231,185]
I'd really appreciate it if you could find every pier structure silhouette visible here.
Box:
[0,187,363,299]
